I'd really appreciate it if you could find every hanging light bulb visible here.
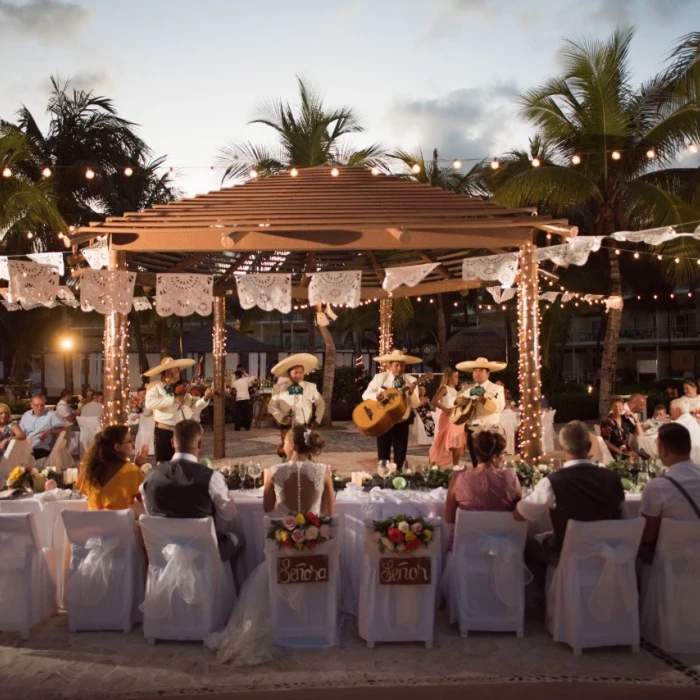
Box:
[452,159,462,169]
[646,149,656,159]
[330,167,339,177]
[611,151,621,161]
[26,231,33,239]
[658,254,663,260]
[571,154,581,165]
[2,167,11,178]
[41,167,52,178]
[371,166,380,176]
[615,249,621,255]
[124,166,133,177]
[411,163,421,174]
[633,252,640,259]
[490,159,500,170]
[531,158,541,168]
[57,232,63,239]
[675,257,680,264]
[290,168,299,177]
[689,144,698,154]
[249,169,258,179]
[85,168,95,180]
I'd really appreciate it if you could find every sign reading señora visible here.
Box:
[277,554,329,584]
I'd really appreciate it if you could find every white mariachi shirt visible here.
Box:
[456,379,505,427]
[269,379,325,426]
[362,371,420,422]
[145,381,210,427]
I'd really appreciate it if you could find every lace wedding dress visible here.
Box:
[206,461,329,665]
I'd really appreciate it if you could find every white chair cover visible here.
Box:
[442,511,529,636]
[62,509,145,632]
[41,432,74,472]
[76,417,101,457]
[541,409,557,453]
[139,515,235,642]
[546,518,644,654]
[641,519,700,653]
[358,521,441,647]
[596,436,615,465]
[0,439,34,482]
[135,416,155,456]
[499,411,519,455]
[0,513,56,638]
[266,519,340,648]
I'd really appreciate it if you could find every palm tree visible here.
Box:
[489,28,700,420]
[217,77,385,181]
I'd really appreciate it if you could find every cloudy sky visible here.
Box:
[1,0,697,195]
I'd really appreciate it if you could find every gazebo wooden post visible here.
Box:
[103,248,130,426]
[378,298,393,369]
[212,295,227,459]
[517,240,543,461]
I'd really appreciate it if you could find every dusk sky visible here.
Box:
[2,0,698,196]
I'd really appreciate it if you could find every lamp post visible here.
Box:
[59,336,74,394]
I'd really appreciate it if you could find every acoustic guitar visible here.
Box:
[450,385,488,425]
[353,373,434,438]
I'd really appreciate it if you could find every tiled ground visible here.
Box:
[0,611,698,700]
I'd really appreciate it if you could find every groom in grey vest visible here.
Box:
[141,419,244,562]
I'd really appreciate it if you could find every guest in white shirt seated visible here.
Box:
[232,369,257,431]
[80,391,104,420]
[640,423,700,553]
[669,398,700,451]
[56,389,76,424]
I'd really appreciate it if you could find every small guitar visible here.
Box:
[353,373,434,438]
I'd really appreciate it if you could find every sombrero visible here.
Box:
[373,348,421,365]
[143,356,196,378]
[456,357,507,372]
[271,353,319,378]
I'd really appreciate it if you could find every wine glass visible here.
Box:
[248,461,262,489]
[241,461,252,493]
[377,460,390,489]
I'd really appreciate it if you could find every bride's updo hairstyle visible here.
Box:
[290,425,325,456]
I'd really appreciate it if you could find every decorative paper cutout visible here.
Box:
[308,271,361,308]
[81,236,110,269]
[462,253,519,288]
[132,296,152,311]
[27,252,64,276]
[156,274,213,317]
[382,263,439,293]
[611,227,676,246]
[535,237,603,266]
[486,286,517,303]
[235,273,291,314]
[80,270,136,314]
[8,260,58,306]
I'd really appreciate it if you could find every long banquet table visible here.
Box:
[230,488,642,617]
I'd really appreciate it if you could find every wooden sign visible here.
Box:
[379,557,432,585]
[277,554,329,585]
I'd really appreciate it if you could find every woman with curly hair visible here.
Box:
[77,425,148,511]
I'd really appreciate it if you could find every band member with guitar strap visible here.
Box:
[454,357,506,466]
[144,357,213,463]
[269,353,325,459]
[361,349,422,471]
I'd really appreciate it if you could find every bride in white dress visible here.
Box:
[206,425,335,665]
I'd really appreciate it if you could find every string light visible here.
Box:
[452,159,462,169]
[646,149,656,159]
[42,167,52,178]
[690,144,698,154]
[531,158,541,168]
[124,167,133,177]
[611,151,621,161]
[290,168,299,177]
[249,169,258,179]
[371,167,380,176]
[2,167,11,178]
[633,252,640,259]
[378,298,393,366]
[26,232,33,239]
[85,168,95,180]
[615,249,621,255]
[571,155,581,165]
[331,167,339,177]
[490,159,500,170]
[411,163,421,174]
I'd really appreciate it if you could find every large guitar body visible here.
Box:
[353,373,434,438]
[450,399,477,426]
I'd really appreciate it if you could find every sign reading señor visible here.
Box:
[277,554,329,584]
[379,557,431,585]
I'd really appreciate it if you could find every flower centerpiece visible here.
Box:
[267,512,333,551]
[509,460,551,489]
[372,515,434,553]
[5,464,57,493]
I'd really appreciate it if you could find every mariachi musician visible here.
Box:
[144,357,213,463]
[269,353,325,458]
[362,349,422,471]
[454,356,506,466]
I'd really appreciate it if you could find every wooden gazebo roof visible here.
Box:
[70,165,573,300]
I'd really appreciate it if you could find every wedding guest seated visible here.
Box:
[78,388,94,411]
[141,419,243,561]
[650,404,670,428]
[640,423,700,553]
[445,428,520,528]
[56,389,77,424]
[669,398,700,449]
[79,391,104,420]
[77,425,148,511]
[19,393,68,459]
[600,396,642,460]
[681,378,700,412]
[514,420,625,589]
[0,402,25,458]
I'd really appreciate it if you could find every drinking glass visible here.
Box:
[377,460,390,489]
[248,461,262,489]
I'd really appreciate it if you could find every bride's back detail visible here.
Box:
[270,460,328,515]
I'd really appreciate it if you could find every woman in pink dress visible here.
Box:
[445,428,521,526]
[429,368,466,466]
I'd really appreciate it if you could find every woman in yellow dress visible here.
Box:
[78,425,148,511]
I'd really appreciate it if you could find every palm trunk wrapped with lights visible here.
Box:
[517,241,543,461]
[103,249,130,426]
[378,298,393,371]
[213,296,227,459]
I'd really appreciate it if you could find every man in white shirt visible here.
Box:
[141,420,244,563]
[361,349,421,470]
[454,357,506,466]
[80,391,104,420]
[514,420,625,590]
[56,390,76,424]
[232,369,257,431]
[640,422,700,551]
